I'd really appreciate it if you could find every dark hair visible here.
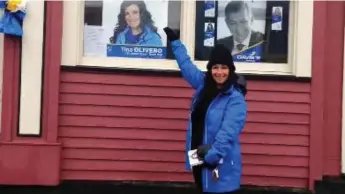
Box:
[274,7,281,15]
[224,0,251,20]
[110,1,160,43]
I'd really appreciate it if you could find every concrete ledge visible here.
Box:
[315,176,345,194]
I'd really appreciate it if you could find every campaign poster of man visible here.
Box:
[217,0,267,62]
[103,0,168,59]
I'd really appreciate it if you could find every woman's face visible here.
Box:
[125,4,141,29]
[274,8,280,15]
[211,64,230,86]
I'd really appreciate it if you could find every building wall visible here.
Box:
[56,1,344,189]
[58,70,311,188]
[0,1,343,192]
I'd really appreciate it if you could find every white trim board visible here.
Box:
[18,1,45,135]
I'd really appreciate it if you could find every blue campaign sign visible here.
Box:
[204,1,215,10]
[272,15,282,24]
[107,44,167,59]
[204,31,214,39]
[232,43,264,63]
[204,0,215,17]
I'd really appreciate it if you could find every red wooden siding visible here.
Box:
[58,71,311,188]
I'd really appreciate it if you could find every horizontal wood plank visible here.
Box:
[61,138,309,156]
[61,72,311,93]
[60,82,310,103]
[62,159,308,178]
[63,148,309,167]
[59,113,308,129]
[59,128,309,146]
[59,101,309,117]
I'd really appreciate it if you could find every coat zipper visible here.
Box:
[203,94,220,190]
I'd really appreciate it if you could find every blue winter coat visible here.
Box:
[115,26,163,46]
[171,40,248,193]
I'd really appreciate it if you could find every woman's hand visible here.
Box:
[163,27,179,41]
[197,144,218,169]
[197,144,212,159]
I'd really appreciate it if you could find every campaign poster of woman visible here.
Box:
[103,0,168,59]
[271,6,282,31]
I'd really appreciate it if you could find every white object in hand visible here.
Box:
[188,149,204,166]
[213,168,219,180]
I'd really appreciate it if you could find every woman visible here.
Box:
[109,1,162,46]
[272,7,282,23]
[274,7,282,17]
[163,27,247,194]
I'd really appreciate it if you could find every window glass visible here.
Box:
[195,0,289,64]
[83,0,181,60]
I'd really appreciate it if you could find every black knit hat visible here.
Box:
[207,44,236,72]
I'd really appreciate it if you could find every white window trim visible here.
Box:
[62,0,313,77]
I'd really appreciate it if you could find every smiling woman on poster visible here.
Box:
[110,0,163,46]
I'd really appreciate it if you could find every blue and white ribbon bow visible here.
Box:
[0,0,27,36]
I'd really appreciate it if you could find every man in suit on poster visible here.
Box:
[218,0,264,54]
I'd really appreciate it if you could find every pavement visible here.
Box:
[0,181,314,194]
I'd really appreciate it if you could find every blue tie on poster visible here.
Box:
[0,0,27,37]
[232,43,264,62]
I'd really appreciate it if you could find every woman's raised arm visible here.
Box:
[164,27,205,90]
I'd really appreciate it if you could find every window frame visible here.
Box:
[61,0,314,77]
